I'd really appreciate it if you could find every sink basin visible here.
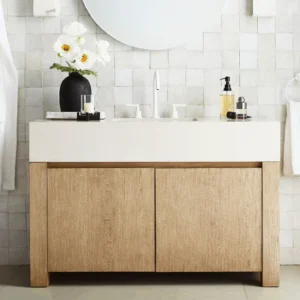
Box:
[112,118,198,122]
[29,118,280,163]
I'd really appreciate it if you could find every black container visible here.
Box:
[59,72,92,112]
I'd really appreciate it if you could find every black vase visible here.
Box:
[59,72,92,112]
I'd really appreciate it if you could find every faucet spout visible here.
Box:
[153,70,160,118]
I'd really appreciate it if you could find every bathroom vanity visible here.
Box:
[29,118,280,287]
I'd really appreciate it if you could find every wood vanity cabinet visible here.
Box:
[47,168,155,272]
[30,162,279,288]
[156,168,262,272]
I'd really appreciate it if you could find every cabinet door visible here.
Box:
[156,168,262,272]
[48,168,154,272]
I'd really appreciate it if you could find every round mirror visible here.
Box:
[83,0,224,50]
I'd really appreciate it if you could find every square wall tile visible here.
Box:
[293,248,300,264]
[187,51,204,69]
[169,50,187,68]
[258,34,275,50]
[258,51,275,69]
[240,70,258,87]
[25,52,42,70]
[240,34,257,51]
[276,34,294,50]
[240,52,257,69]
[168,87,187,104]
[258,87,276,104]
[132,87,152,105]
[222,0,239,15]
[0,248,8,265]
[8,213,26,231]
[258,17,275,33]
[0,231,8,248]
[8,34,25,51]
[222,34,239,50]
[115,69,132,87]
[222,15,239,33]
[25,71,42,88]
[133,70,152,87]
[204,33,222,51]
[186,87,204,105]
[258,70,276,86]
[294,230,300,248]
[26,17,43,34]
[168,69,186,86]
[7,17,25,34]
[203,69,221,87]
[280,230,293,247]
[186,70,203,87]
[43,17,61,34]
[8,248,28,265]
[26,34,43,51]
[9,231,27,248]
[280,247,293,265]
[240,16,257,33]
[280,212,293,230]
[8,196,26,213]
[222,51,239,69]
[114,87,132,105]
[0,196,8,213]
[61,0,79,16]
[151,51,168,69]
[203,51,222,69]
[276,16,293,33]
[0,213,8,230]
[276,51,294,69]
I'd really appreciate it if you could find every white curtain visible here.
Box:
[0,0,18,190]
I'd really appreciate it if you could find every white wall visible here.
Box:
[0,0,300,265]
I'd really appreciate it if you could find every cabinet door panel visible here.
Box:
[48,168,154,272]
[156,168,262,272]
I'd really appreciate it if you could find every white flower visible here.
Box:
[74,50,96,70]
[77,36,85,45]
[96,40,110,65]
[63,22,87,37]
[53,35,80,61]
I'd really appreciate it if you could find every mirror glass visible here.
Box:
[83,0,224,50]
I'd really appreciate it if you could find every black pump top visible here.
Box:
[220,76,232,91]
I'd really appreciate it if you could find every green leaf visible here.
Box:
[49,63,97,77]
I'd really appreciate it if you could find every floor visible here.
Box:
[0,266,299,300]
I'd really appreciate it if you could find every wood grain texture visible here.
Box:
[262,162,280,287]
[156,168,262,272]
[29,163,49,287]
[47,162,262,169]
[48,168,155,272]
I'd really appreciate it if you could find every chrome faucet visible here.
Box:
[153,70,160,118]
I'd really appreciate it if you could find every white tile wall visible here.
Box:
[2,0,300,265]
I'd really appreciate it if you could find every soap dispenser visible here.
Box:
[220,77,235,118]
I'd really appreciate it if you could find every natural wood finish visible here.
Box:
[156,168,262,272]
[47,162,262,169]
[262,162,280,287]
[30,163,49,287]
[48,168,155,272]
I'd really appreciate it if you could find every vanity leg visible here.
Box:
[30,163,49,287]
[262,162,280,287]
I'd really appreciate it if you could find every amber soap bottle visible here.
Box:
[220,77,235,118]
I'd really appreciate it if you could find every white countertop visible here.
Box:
[29,118,280,163]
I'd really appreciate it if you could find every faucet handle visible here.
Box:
[171,104,186,119]
[126,104,142,119]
